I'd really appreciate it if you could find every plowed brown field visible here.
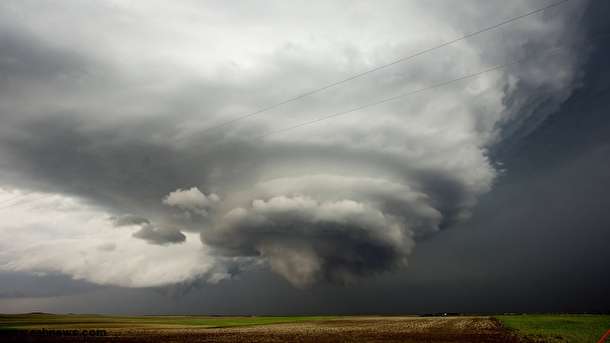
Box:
[2,316,523,342]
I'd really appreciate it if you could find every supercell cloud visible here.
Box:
[0,0,593,287]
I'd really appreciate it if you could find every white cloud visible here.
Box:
[0,190,224,287]
[163,187,220,216]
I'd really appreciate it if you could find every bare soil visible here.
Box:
[2,316,523,343]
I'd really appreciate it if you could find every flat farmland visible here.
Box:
[2,313,608,342]
[0,314,522,343]
[497,314,610,343]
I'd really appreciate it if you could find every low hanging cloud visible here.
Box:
[163,187,220,216]
[111,213,186,245]
[206,194,415,287]
[0,1,595,288]
[132,224,186,245]
[201,175,443,286]
[110,214,150,227]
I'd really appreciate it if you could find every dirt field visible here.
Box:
[1,316,522,343]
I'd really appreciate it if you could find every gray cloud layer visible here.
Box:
[0,0,594,287]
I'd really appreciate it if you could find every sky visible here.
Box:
[0,0,609,314]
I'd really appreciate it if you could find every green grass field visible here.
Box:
[0,313,335,330]
[496,314,610,343]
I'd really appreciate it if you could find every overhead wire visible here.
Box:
[186,0,571,138]
[0,0,589,211]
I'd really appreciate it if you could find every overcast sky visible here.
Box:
[1,0,609,314]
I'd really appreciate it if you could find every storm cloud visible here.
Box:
[0,0,596,288]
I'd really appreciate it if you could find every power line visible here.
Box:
[256,64,508,139]
[0,3,589,212]
[1,39,602,213]
[255,36,608,139]
[187,0,570,138]
[0,41,576,212]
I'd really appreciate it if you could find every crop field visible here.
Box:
[497,314,610,343]
[0,313,335,330]
[0,313,608,342]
